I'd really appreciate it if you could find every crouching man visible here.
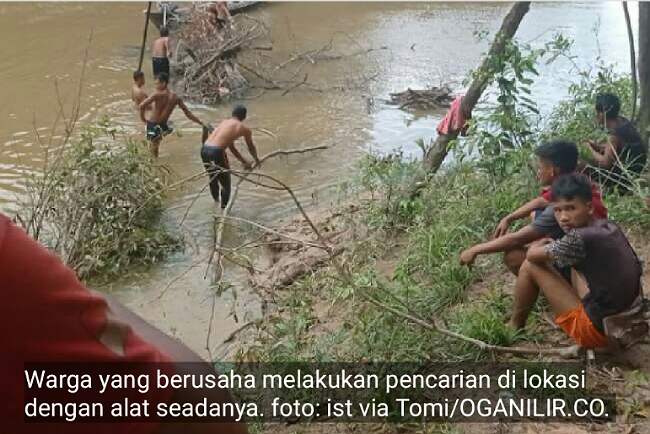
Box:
[507,174,642,348]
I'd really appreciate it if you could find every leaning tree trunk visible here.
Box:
[422,2,531,173]
[638,2,650,147]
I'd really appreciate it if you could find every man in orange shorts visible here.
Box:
[508,173,642,348]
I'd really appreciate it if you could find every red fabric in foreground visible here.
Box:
[0,213,171,433]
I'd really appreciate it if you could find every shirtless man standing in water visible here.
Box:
[131,70,152,124]
[139,72,205,157]
[201,105,260,209]
[131,70,147,106]
[151,27,171,78]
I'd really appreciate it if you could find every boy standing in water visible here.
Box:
[152,27,171,78]
[139,72,206,157]
[201,105,260,209]
[508,173,642,348]
[131,70,148,107]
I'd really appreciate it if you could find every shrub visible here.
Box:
[17,120,182,279]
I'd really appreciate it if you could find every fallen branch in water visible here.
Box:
[209,144,329,281]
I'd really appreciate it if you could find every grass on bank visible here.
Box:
[239,43,650,365]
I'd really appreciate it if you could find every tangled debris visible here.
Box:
[388,86,454,110]
[168,5,388,104]
[172,8,269,104]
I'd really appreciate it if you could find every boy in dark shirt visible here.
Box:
[585,92,647,190]
[510,174,642,348]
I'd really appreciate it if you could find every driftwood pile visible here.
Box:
[172,8,269,104]
[388,86,453,110]
[169,6,389,104]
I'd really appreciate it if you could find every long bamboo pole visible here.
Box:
[138,2,153,72]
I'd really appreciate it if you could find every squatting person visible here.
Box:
[583,92,647,191]
[508,173,641,348]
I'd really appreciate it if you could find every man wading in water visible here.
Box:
[201,105,260,209]
[139,72,206,157]
[152,26,171,78]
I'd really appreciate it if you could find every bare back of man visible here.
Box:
[206,118,246,149]
[152,36,169,58]
[131,71,150,121]
[200,106,260,208]
[149,88,178,125]
[132,84,147,107]
[139,73,205,158]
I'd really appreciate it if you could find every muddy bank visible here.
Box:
[212,198,369,360]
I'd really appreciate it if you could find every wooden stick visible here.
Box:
[363,293,580,358]
[138,2,152,73]
[210,144,328,280]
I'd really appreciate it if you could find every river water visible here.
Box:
[0,2,637,357]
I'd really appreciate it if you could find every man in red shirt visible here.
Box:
[0,213,247,434]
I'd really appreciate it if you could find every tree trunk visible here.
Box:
[422,2,531,174]
[638,2,650,146]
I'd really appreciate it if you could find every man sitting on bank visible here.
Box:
[584,92,647,191]
[508,173,642,348]
[460,140,607,276]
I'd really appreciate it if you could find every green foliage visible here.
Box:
[18,120,181,279]
[357,150,425,229]
[448,290,524,351]
[464,34,574,178]
[347,161,538,361]
[607,191,650,229]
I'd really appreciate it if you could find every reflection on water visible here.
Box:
[0,2,637,356]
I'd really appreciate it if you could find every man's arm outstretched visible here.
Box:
[460,225,544,266]
[243,127,260,166]
[178,99,205,127]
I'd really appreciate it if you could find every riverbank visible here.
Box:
[216,152,650,433]
[0,2,644,358]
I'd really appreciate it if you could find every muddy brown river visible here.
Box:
[0,2,637,357]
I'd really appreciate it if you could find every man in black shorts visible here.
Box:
[152,27,171,78]
[201,105,260,209]
[139,73,206,157]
